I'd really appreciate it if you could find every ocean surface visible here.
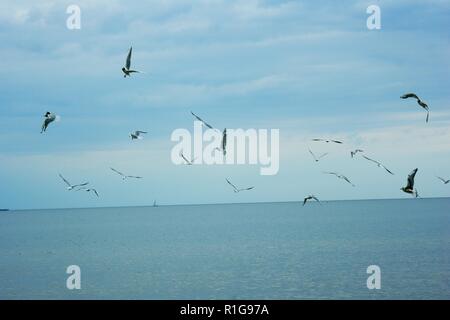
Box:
[0,198,449,300]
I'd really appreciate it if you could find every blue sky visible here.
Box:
[0,0,449,209]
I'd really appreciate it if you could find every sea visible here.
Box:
[0,198,449,300]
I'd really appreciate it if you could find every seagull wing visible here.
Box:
[436,176,447,183]
[73,182,89,188]
[226,178,239,192]
[135,131,147,135]
[58,174,71,187]
[380,164,394,175]
[308,149,317,161]
[362,155,379,165]
[303,197,308,206]
[241,186,255,191]
[180,152,191,164]
[92,189,99,197]
[312,138,324,142]
[125,47,132,69]
[331,140,343,144]
[110,167,124,176]
[318,153,329,159]
[127,175,143,179]
[342,176,354,185]
[406,168,418,189]
[311,195,320,203]
[400,93,419,100]
[191,111,214,129]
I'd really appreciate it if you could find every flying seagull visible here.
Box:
[436,176,450,184]
[362,155,394,175]
[226,178,254,193]
[41,112,56,133]
[309,149,328,162]
[122,47,141,77]
[222,128,227,156]
[401,168,419,197]
[130,130,147,140]
[350,149,364,158]
[312,138,343,144]
[180,151,196,165]
[58,174,89,191]
[77,187,99,197]
[400,93,429,123]
[190,111,215,130]
[110,167,143,180]
[303,195,320,206]
[323,172,355,187]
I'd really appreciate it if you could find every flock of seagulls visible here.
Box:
[39,47,444,206]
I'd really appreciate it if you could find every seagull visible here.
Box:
[77,187,99,197]
[122,47,141,77]
[58,174,89,191]
[309,149,328,162]
[303,195,320,206]
[350,149,364,158]
[323,172,355,186]
[401,168,419,197]
[180,151,196,165]
[110,167,143,180]
[190,111,215,130]
[41,112,56,133]
[436,176,450,184]
[130,130,147,140]
[400,93,430,123]
[222,128,227,156]
[312,138,343,144]
[226,178,255,193]
[362,155,394,175]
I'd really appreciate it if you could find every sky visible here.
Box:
[0,0,449,210]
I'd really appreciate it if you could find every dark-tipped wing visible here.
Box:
[400,93,419,100]
[127,175,143,179]
[226,178,238,191]
[331,140,343,144]
[125,47,132,69]
[406,168,418,189]
[58,174,71,187]
[362,155,378,164]
[110,167,124,176]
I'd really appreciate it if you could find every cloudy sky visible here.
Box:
[0,0,449,209]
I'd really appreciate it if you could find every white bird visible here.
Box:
[400,93,430,123]
[180,151,196,165]
[303,195,320,206]
[190,111,215,130]
[401,168,419,197]
[122,47,141,77]
[58,174,89,191]
[312,138,343,144]
[350,149,364,158]
[77,187,99,197]
[41,112,56,133]
[130,130,147,140]
[226,178,254,193]
[323,171,355,187]
[309,149,328,162]
[436,176,450,184]
[110,167,143,180]
[362,155,394,175]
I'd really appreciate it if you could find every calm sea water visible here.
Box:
[0,199,449,300]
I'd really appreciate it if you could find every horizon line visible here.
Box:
[4,196,450,212]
